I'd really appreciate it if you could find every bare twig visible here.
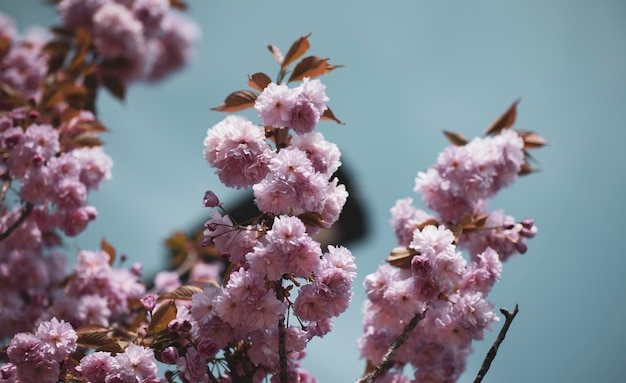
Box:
[0,202,33,242]
[357,309,427,383]
[278,317,288,383]
[473,304,519,383]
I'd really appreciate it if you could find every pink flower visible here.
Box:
[145,11,200,81]
[114,343,158,382]
[77,351,115,382]
[409,225,455,258]
[255,82,297,127]
[383,277,424,321]
[92,3,146,81]
[72,146,113,191]
[0,46,47,101]
[7,332,44,365]
[190,286,219,324]
[35,318,77,362]
[390,197,436,247]
[289,95,320,135]
[295,78,328,115]
[176,347,208,383]
[204,115,272,189]
[291,132,341,177]
[23,124,59,160]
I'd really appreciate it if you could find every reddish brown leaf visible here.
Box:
[282,33,312,69]
[0,37,11,57]
[447,223,464,242]
[485,99,520,136]
[76,331,123,353]
[158,285,203,301]
[288,56,342,82]
[101,238,116,265]
[68,27,91,73]
[518,161,536,176]
[473,214,489,228]
[297,211,327,228]
[517,130,548,149]
[169,0,187,10]
[75,324,109,335]
[69,131,104,148]
[247,72,272,92]
[211,90,258,112]
[102,75,126,101]
[148,300,177,334]
[60,107,82,124]
[386,246,419,269]
[74,120,107,133]
[320,107,344,124]
[443,130,469,146]
[43,40,70,73]
[267,44,284,65]
[415,218,440,231]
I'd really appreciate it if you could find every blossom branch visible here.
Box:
[356,309,427,383]
[0,202,33,242]
[473,304,519,383]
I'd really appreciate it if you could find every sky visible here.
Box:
[3,0,626,382]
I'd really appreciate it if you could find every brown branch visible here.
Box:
[357,309,427,383]
[0,202,33,242]
[278,316,288,383]
[473,304,519,383]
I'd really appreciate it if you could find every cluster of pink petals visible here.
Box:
[359,225,501,382]
[77,343,159,383]
[390,130,536,261]
[0,16,47,103]
[255,78,329,134]
[0,109,112,240]
[57,0,199,83]
[414,129,525,222]
[203,115,273,189]
[3,318,77,383]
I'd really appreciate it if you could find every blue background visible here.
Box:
[3,1,626,382]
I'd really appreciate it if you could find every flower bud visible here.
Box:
[161,346,179,364]
[140,293,158,311]
[202,190,220,207]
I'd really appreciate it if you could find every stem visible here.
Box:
[278,317,288,383]
[0,202,33,242]
[473,304,519,383]
[356,309,427,383]
[207,369,220,383]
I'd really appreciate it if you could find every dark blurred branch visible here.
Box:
[0,202,33,242]
[357,309,427,383]
[473,304,519,383]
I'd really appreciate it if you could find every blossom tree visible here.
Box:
[0,3,546,383]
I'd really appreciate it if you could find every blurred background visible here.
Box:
[3,0,626,382]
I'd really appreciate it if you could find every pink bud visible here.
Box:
[202,190,220,207]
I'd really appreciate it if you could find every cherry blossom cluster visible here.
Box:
[57,0,199,83]
[359,124,542,382]
[186,73,356,381]
[0,4,199,383]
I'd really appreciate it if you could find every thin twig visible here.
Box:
[278,317,288,383]
[207,369,220,383]
[356,309,427,383]
[473,304,519,383]
[0,202,33,242]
